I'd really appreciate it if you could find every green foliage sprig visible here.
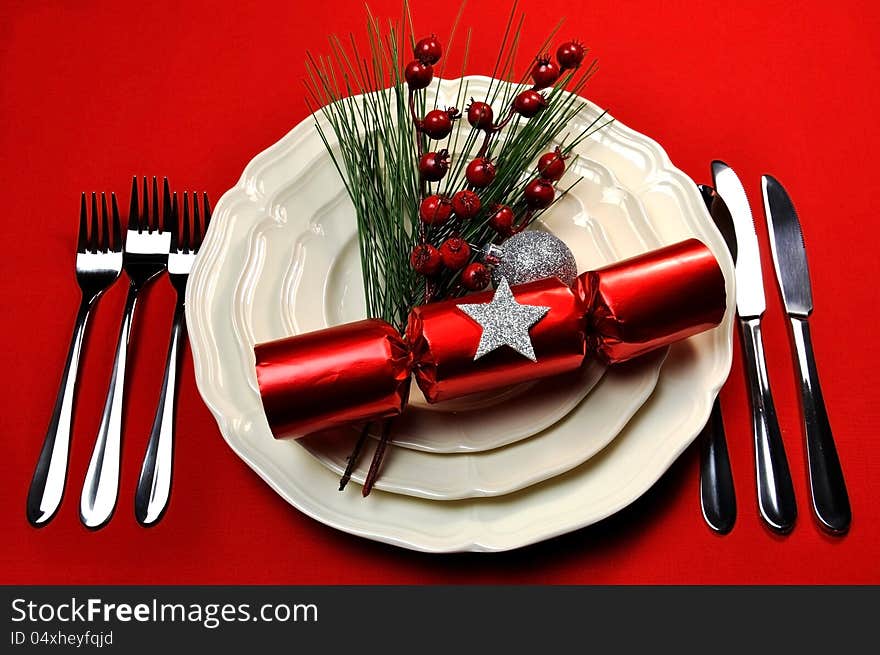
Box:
[305,2,611,330]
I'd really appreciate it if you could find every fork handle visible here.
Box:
[80,283,138,529]
[135,299,185,526]
[740,317,797,533]
[26,299,92,526]
[789,317,850,533]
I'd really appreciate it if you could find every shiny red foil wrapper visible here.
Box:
[254,319,411,439]
[254,239,725,440]
[406,276,587,403]
[575,238,727,364]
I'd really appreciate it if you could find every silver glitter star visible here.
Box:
[457,278,551,362]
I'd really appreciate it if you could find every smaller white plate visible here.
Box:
[292,154,668,498]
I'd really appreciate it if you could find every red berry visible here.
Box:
[451,189,481,219]
[523,178,555,209]
[537,147,567,181]
[531,56,560,90]
[418,150,450,181]
[414,35,442,65]
[419,194,453,225]
[461,262,490,290]
[556,41,585,70]
[513,89,548,118]
[466,100,494,129]
[422,108,459,140]
[410,244,443,275]
[465,157,496,188]
[488,204,515,235]
[405,61,433,89]
[439,236,472,270]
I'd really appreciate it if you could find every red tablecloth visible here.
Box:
[2,0,878,584]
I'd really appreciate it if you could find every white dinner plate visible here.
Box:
[186,76,735,551]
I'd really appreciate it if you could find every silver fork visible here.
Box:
[79,176,171,529]
[27,193,123,526]
[135,191,211,526]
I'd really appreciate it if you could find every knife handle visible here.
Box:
[699,397,737,534]
[740,317,797,533]
[789,317,851,534]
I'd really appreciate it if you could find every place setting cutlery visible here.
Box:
[761,174,850,534]
[26,165,848,538]
[26,192,124,526]
[80,177,173,529]
[26,178,211,529]
[135,190,210,527]
[701,161,850,535]
[696,184,737,535]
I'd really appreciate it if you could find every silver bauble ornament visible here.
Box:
[486,230,578,286]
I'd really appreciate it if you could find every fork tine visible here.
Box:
[162,177,171,233]
[171,191,183,251]
[169,191,179,251]
[100,192,109,252]
[182,191,191,253]
[150,176,159,233]
[111,192,122,251]
[90,193,99,252]
[192,191,202,247]
[141,176,149,232]
[128,176,139,231]
[78,193,88,253]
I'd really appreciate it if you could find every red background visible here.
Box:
[2,0,879,584]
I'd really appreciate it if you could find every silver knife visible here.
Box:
[712,161,797,532]
[696,185,737,534]
[762,175,850,534]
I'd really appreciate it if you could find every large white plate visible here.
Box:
[186,76,735,551]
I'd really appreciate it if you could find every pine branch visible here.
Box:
[304,3,612,330]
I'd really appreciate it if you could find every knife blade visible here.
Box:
[761,175,850,534]
[711,162,765,318]
[712,161,797,533]
[699,185,738,263]
[763,175,812,316]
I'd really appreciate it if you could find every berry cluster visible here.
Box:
[405,36,583,293]
[489,146,570,236]
[530,40,587,88]
[524,146,569,211]
[405,34,442,86]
